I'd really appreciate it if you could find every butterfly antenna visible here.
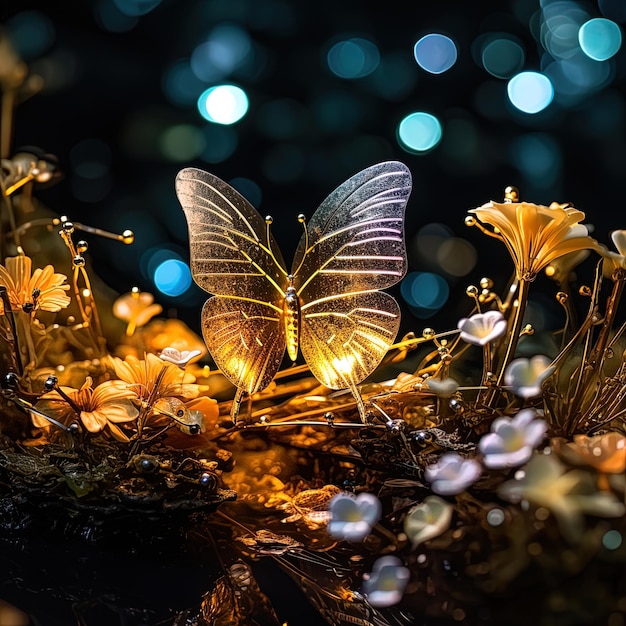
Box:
[291,214,308,277]
[263,215,286,276]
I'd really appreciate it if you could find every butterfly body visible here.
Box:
[176,161,412,422]
[283,281,300,362]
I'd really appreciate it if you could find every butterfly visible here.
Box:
[175,161,412,423]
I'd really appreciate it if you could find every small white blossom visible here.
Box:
[362,556,410,608]
[504,355,555,398]
[479,409,547,469]
[425,377,459,397]
[424,452,482,496]
[404,495,454,548]
[327,492,381,542]
[457,310,507,346]
[159,347,203,368]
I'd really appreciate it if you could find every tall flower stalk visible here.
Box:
[466,191,601,406]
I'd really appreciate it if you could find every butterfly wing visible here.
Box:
[293,161,411,389]
[176,168,288,393]
[201,296,286,394]
[300,291,401,390]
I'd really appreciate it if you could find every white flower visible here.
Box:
[327,492,381,542]
[504,355,555,398]
[457,310,507,346]
[404,495,454,548]
[425,377,459,397]
[479,409,547,469]
[498,454,625,543]
[159,347,203,368]
[424,452,482,496]
[362,556,410,608]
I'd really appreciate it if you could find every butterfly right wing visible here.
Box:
[176,168,288,393]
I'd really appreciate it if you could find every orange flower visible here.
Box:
[553,432,626,474]
[0,254,70,313]
[112,289,163,336]
[32,376,138,436]
[468,201,600,281]
[111,352,203,401]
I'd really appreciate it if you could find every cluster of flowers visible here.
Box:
[319,197,626,609]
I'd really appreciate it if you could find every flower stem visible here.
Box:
[487,278,529,407]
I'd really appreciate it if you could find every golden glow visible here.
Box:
[0,254,71,313]
[468,201,600,281]
[176,163,411,421]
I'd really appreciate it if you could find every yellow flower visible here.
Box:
[112,289,162,336]
[468,201,599,281]
[32,376,138,435]
[0,254,70,313]
[111,352,202,401]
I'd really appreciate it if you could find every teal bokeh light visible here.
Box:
[401,272,450,319]
[507,72,554,114]
[397,112,442,153]
[579,18,622,61]
[327,38,380,79]
[197,85,249,125]
[153,259,192,297]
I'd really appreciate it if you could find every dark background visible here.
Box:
[1,2,626,624]
[3,0,626,342]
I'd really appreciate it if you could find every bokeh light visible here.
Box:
[197,85,249,124]
[543,53,613,105]
[507,71,554,113]
[7,11,55,58]
[153,259,192,297]
[397,112,442,153]
[436,238,477,277]
[326,37,380,79]
[191,23,252,82]
[162,60,207,107]
[481,37,525,78]
[602,529,623,550]
[509,133,562,188]
[159,125,206,161]
[95,0,138,32]
[401,271,450,319]
[413,34,457,74]
[112,0,161,16]
[539,2,588,61]
[578,18,622,61]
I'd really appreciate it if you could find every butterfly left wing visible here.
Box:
[176,168,288,404]
[202,296,286,395]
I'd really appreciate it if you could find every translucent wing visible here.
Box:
[292,161,411,303]
[176,168,288,395]
[294,162,411,391]
[201,296,285,394]
[300,291,401,390]
[176,167,288,300]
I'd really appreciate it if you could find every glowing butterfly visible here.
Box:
[176,161,412,423]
